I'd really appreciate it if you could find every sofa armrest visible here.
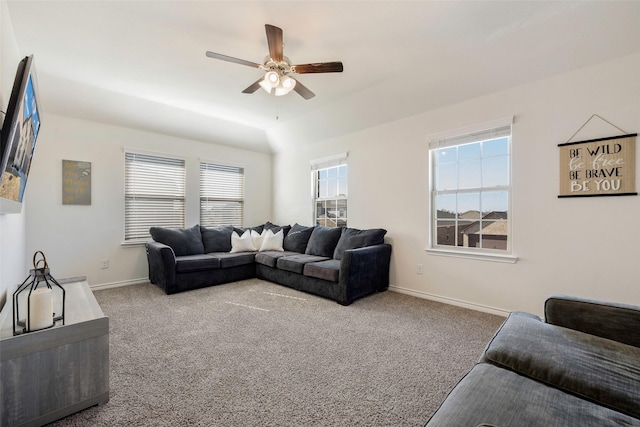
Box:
[544,294,640,347]
[339,243,392,304]
[145,241,177,292]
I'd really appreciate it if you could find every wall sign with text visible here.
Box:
[558,134,637,198]
[62,160,91,205]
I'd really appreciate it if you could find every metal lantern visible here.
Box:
[13,251,65,335]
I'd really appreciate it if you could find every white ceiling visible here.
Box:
[6,1,640,153]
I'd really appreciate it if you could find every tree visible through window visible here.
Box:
[313,163,347,227]
[430,121,512,253]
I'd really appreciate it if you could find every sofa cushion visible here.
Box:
[230,230,256,253]
[425,363,639,426]
[175,254,221,273]
[276,254,330,274]
[480,311,640,419]
[305,226,343,258]
[210,252,256,268]
[303,259,341,283]
[545,295,640,347]
[283,223,314,253]
[201,225,233,253]
[255,251,300,268]
[333,227,387,260]
[150,225,204,256]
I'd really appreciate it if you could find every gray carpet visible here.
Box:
[49,279,504,426]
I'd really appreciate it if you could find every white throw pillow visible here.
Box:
[251,229,267,250]
[259,229,284,252]
[230,230,256,253]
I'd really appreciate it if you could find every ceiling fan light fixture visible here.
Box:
[275,76,297,96]
[282,76,296,90]
[265,71,280,87]
[259,79,273,94]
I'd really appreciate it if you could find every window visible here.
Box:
[429,118,513,256]
[311,153,348,227]
[200,162,244,227]
[124,151,185,242]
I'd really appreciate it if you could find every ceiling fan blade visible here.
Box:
[205,51,261,68]
[242,78,263,94]
[293,62,344,74]
[265,24,283,62]
[292,78,315,100]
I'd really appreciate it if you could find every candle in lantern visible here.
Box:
[27,287,54,331]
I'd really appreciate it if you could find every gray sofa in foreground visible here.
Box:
[145,222,391,305]
[425,295,640,426]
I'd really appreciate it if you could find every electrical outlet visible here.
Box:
[101,259,109,269]
[416,264,424,275]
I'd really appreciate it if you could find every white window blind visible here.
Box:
[124,151,185,241]
[200,162,244,227]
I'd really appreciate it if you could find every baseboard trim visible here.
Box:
[87,279,509,316]
[388,285,509,317]
[90,278,149,291]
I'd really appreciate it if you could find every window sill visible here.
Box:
[121,240,149,247]
[425,248,518,264]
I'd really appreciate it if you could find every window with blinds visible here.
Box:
[429,118,513,255]
[200,162,244,227]
[124,151,185,241]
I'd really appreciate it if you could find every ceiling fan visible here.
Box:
[205,24,343,100]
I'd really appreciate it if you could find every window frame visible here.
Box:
[427,118,517,263]
[123,149,186,244]
[199,161,245,227]
[311,153,348,228]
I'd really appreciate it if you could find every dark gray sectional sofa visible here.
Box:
[145,222,391,305]
[425,295,640,426]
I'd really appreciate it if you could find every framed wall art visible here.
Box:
[62,159,91,205]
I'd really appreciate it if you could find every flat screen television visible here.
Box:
[0,55,41,213]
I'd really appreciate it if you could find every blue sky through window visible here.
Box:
[435,137,509,214]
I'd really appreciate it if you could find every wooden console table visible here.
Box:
[0,277,109,427]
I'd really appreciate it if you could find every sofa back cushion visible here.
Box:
[305,226,343,257]
[264,221,292,237]
[201,225,233,253]
[233,224,264,235]
[333,227,387,260]
[283,223,314,253]
[150,225,204,256]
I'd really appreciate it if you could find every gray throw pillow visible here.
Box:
[264,221,291,237]
[201,225,233,253]
[233,224,264,235]
[149,225,204,256]
[333,227,387,260]
[283,223,314,253]
[305,226,343,257]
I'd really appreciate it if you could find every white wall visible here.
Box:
[24,114,272,288]
[0,0,28,308]
[272,53,640,316]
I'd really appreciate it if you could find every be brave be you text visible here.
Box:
[558,135,636,197]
